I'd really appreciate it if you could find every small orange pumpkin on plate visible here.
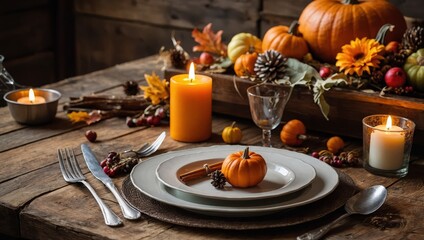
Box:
[221,147,267,188]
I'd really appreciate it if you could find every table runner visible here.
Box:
[121,171,356,230]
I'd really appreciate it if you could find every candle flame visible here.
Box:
[29,89,35,103]
[386,115,393,130]
[188,62,195,81]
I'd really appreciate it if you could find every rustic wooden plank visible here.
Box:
[6,52,56,87]
[0,0,49,14]
[262,0,310,19]
[0,7,53,60]
[74,15,195,75]
[74,0,260,35]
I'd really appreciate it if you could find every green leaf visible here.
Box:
[282,58,347,120]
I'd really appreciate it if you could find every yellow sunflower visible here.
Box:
[336,38,385,76]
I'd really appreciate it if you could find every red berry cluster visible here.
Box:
[311,150,359,168]
[126,105,168,128]
[100,152,138,177]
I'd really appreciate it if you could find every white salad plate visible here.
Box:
[130,145,339,217]
[155,150,316,201]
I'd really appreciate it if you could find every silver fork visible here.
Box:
[123,131,166,157]
[58,148,123,227]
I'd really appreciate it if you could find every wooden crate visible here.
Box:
[165,69,424,148]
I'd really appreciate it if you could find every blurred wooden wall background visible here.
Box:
[0,0,422,87]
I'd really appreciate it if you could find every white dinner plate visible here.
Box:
[155,150,316,201]
[130,145,339,217]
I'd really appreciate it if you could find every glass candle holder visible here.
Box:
[362,114,415,178]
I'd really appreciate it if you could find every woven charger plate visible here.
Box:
[121,171,356,230]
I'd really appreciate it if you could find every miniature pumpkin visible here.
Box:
[280,119,306,147]
[262,20,309,60]
[234,52,258,77]
[222,121,243,144]
[221,147,267,188]
[327,136,345,154]
[227,33,262,63]
[298,0,406,63]
[404,48,424,92]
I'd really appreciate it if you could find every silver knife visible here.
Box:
[81,144,141,220]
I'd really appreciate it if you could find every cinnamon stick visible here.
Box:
[179,161,223,183]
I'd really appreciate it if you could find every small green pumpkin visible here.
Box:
[404,48,424,92]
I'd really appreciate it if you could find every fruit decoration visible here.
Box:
[221,147,267,188]
[298,0,406,63]
[227,32,262,63]
[85,130,97,142]
[312,150,360,168]
[385,41,400,54]
[384,67,406,88]
[234,52,257,77]
[199,52,215,66]
[326,136,345,154]
[210,170,227,189]
[262,20,309,60]
[402,26,424,52]
[100,151,139,177]
[280,119,307,147]
[403,48,424,92]
[222,121,243,144]
[254,50,287,83]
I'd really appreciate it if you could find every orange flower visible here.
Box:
[336,38,384,76]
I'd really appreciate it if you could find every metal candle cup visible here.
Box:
[3,88,61,125]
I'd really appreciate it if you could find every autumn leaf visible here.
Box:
[192,23,227,57]
[140,72,169,105]
[67,111,90,124]
[67,111,103,125]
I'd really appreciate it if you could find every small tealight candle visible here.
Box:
[170,62,212,142]
[17,88,46,104]
[369,116,405,170]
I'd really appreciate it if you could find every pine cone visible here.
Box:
[170,48,188,69]
[254,50,287,82]
[210,170,226,189]
[123,80,140,96]
[402,26,424,52]
[370,69,384,85]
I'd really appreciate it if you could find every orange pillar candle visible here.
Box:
[170,63,212,142]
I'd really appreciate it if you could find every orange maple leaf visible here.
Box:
[192,23,227,57]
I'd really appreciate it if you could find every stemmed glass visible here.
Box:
[247,84,292,147]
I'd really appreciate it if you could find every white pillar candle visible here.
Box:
[369,116,405,170]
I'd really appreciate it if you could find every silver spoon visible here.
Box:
[297,185,387,240]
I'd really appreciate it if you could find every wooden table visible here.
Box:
[1,55,423,239]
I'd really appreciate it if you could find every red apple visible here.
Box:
[385,67,406,88]
[199,52,214,65]
[319,66,332,79]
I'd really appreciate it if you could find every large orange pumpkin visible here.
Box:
[221,147,267,188]
[298,0,407,63]
[262,20,309,60]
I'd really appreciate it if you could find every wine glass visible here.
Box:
[247,84,292,147]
